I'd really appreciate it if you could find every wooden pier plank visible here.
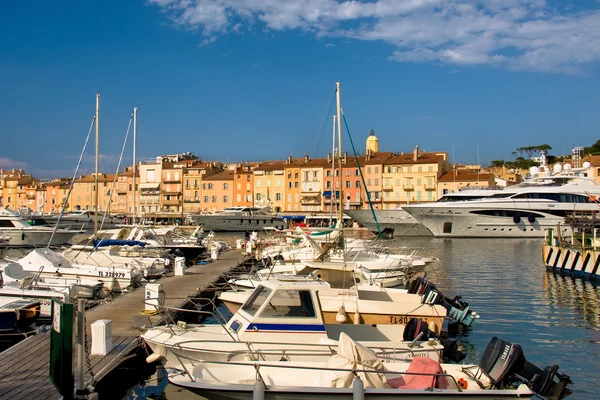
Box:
[0,250,248,399]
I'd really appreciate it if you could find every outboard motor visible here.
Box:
[477,337,572,399]
[407,278,479,328]
[403,318,466,363]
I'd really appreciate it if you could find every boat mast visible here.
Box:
[336,82,343,228]
[94,93,100,235]
[132,107,137,225]
[329,114,336,226]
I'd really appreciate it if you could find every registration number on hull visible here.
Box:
[98,271,126,278]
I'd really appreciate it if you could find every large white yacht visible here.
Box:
[403,156,599,238]
[345,189,501,237]
[0,207,80,246]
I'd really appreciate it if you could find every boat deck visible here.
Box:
[0,249,249,398]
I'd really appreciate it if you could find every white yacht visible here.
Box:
[190,206,286,232]
[29,210,125,231]
[345,189,501,237]
[0,207,80,247]
[403,159,600,238]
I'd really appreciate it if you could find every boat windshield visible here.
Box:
[241,286,272,316]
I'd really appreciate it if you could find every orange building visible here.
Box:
[71,173,118,212]
[362,152,393,210]
[44,178,72,213]
[253,160,286,212]
[283,157,305,212]
[161,163,183,213]
[233,162,258,207]
[201,170,234,212]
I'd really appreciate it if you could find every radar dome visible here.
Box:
[530,166,539,175]
[583,161,592,169]
[563,163,572,170]
[553,164,563,173]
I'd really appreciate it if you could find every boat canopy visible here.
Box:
[93,239,147,248]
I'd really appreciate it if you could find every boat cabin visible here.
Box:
[224,279,408,344]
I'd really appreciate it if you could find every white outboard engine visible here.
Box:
[476,337,572,399]
[403,318,465,363]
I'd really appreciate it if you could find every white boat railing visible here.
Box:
[142,298,237,341]
[170,346,464,390]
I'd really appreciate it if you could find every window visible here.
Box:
[345,170,350,177]
[241,286,272,317]
[374,179,379,185]
[202,183,206,190]
[367,179,371,186]
[257,180,262,188]
[223,183,228,190]
[288,182,292,188]
[288,193,291,202]
[355,181,360,188]
[276,179,281,188]
[313,171,318,179]
[147,169,155,182]
[223,196,228,202]
[237,183,241,190]
[367,167,371,174]
[259,290,316,318]
[345,181,351,188]
[326,181,332,189]
[203,196,209,202]
[387,167,392,173]
[237,194,241,202]
[186,179,190,188]
[304,172,309,181]
[354,170,359,176]
[294,172,298,179]
[212,196,217,203]
[418,166,422,173]
[294,182,299,188]
[276,193,282,201]
[208,183,213,190]
[326,170,331,177]
[375,166,379,174]
[194,190,198,199]
[256,193,262,201]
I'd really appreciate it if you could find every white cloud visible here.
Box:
[0,157,28,169]
[148,0,600,73]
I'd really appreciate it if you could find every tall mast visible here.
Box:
[330,114,336,225]
[335,82,343,224]
[132,107,137,225]
[94,93,100,235]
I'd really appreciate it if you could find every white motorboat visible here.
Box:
[4,248,142,292]
[403,156,600,238]
[168,333,572,400]
[0,207,80,247]
[191,206,286,232]
[141,279,453,369]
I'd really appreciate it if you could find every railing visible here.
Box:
[171,347,464,391]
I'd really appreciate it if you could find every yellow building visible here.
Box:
[381,146,450,208]
[365,129,379,155]
[254,160,286,213]
[437,169,495,196]
[71,173,117,212]
[183,161,224,213]
[300,156,329,212]
[44,179,71,213]
[362,151,393,210]
[114,168,139,216]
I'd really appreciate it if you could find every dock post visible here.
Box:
[76,298,87,398]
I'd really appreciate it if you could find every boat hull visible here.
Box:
[191,215,286,232]
[0,230,78,246]
[542,244,600,280]
[344,210,432,237]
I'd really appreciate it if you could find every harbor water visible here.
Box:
[121,235,598,400]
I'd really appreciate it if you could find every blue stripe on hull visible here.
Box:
[246,323,327,332]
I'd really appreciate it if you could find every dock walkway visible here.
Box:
[0,249,248,399]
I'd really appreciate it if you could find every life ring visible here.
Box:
[513,214,521,224]
[527,214,535,223]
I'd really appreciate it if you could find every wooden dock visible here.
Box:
[0,249,249,399]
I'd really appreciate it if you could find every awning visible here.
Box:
[280,215,306,221]
[139,182,160,190]
[301,191,321,196]
[323,191,340,198]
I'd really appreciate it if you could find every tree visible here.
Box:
[584,140,600,155]
[515,145,552,159]
[489,160,505,167]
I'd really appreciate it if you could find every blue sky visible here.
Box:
[1,0,599,179]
